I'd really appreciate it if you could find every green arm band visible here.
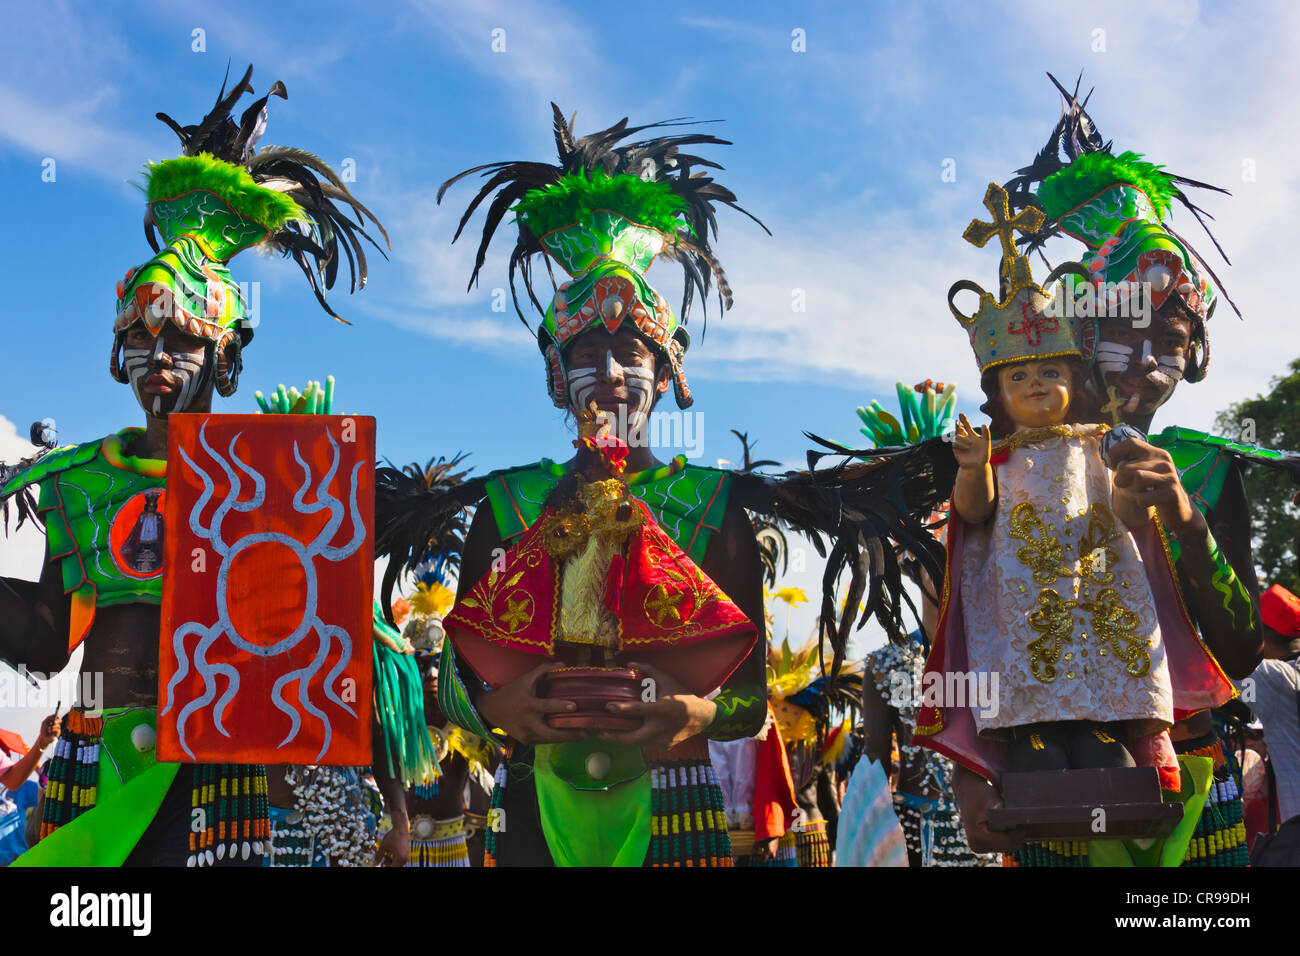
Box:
[437,640,507,747]
[1201,529,1258,633]
[707,683,766,741]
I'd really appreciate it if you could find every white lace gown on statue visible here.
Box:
[959,425,1173,737]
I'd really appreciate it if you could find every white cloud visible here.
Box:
[410,0,618,127]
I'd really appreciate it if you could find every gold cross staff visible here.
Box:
[963,183,1045,293]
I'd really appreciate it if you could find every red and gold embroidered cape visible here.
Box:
[445,498,757,696]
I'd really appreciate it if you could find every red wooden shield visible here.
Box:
[158,413,374,765]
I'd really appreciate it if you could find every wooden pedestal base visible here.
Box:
[987,767,1182,840]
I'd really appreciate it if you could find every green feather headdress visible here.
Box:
[144,154,304,235]
[1002,72,1238,321]
[514,170,692,240]
[1037,151,1177,221]
[439,104,768,409]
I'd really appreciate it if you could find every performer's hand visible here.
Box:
[952,414,991,470]
[754,836,779,862]
[36,713,60,750]
[951,765,1026,854]
[476,661,586,745]
[374,819,409,867]
[596,662,716,751]
[1107,437,1204,539]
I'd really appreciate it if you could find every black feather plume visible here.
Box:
[438,103,768,334]
[374,455,482,626]
[151,64,389,323]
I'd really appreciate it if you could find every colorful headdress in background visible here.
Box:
[857,379,957,448]
[112,64,389,396]
[438,105,768,408]
[767,636,858,775]
[1002,74,1237,381]
[948,182,1088,374]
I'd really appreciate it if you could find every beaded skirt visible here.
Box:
[794,818,831,867]
[40,709,268,867]
[407,815,471,867]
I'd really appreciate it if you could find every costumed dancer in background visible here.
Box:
[708,586,801,867]
[954,74,1300,866]
[707,703,800,866]
[1243,585,1300,849]
[0,65,388,866]
[377,105,956,867]
[857,382,998,866]
[403,578,497,867]
[766,636,856,867]
[915,179,1236,867]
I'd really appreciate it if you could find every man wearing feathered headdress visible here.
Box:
[952,75,1300,867]
[427,106,774,867]
[0,65,387,866]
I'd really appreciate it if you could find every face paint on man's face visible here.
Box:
[566,346,658,426]
[1095,313,1190,416]
[122,328,208,417]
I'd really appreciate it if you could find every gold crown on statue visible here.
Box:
[948,183,1089,374]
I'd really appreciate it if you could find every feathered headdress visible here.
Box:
[112,64,390,396]
[438,104,768,408]
[1002,72,1237,340]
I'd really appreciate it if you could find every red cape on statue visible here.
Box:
[445,499,758,696]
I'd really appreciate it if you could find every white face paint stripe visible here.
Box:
[566,367,599,412]
[623,366,655,425]
[1095,342,1131,375]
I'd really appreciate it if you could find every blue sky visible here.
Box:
[2,0,1297,744]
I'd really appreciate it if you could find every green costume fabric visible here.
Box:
[1,429,165,654]
[707,685,767,740]
[1086,755,1213,867]
[534,742,652,866]
[437,641,506,745]
[14,709,180,868]
[1150,426,1262,630]
[372,602,440,788]
[1146,425,1290,517]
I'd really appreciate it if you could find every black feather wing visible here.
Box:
[728,437,957,683]
[374,456,486,626]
